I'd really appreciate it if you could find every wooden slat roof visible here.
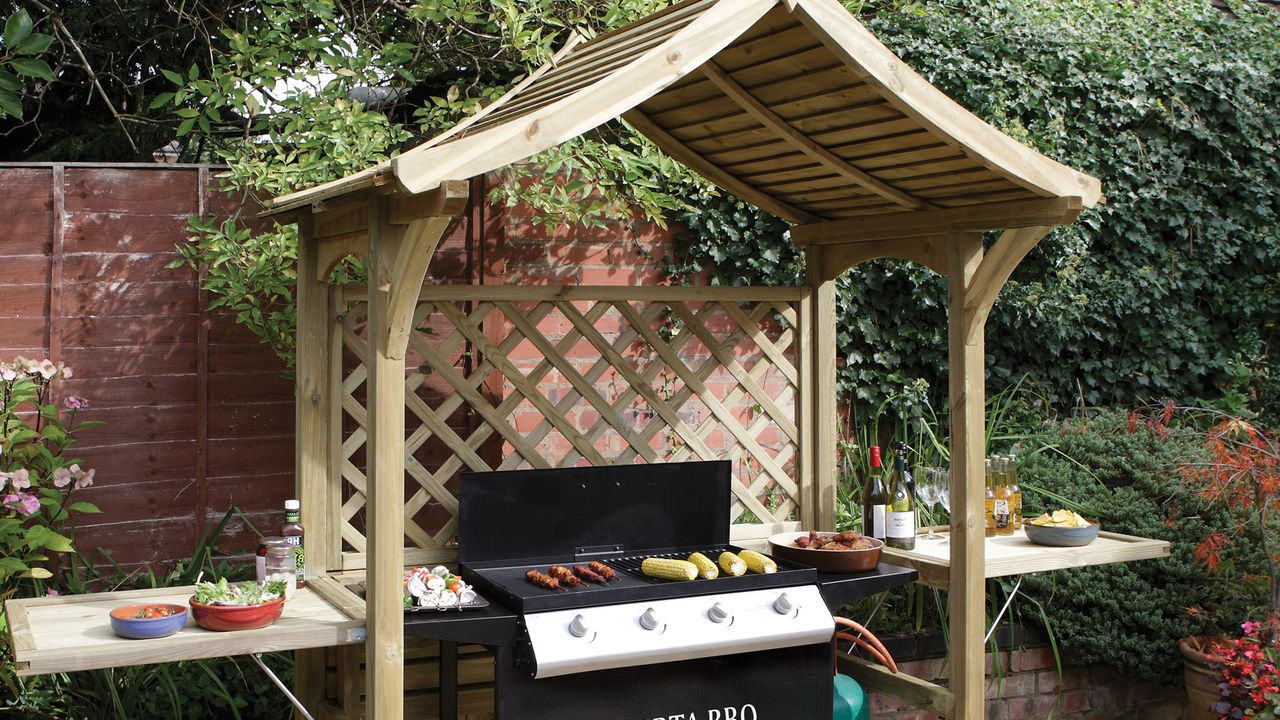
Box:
[268,0,1101,220]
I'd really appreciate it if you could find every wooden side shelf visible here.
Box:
[6,585,364,677]
[881,528,1171,588]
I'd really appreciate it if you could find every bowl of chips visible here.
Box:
[1024,509,1100,547]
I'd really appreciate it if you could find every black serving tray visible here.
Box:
[405,592,490,614]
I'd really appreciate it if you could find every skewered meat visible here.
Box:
[525,569,561,590]
[547,565,581,587]
[587,561,616,581]
[795,531,877,551]
[573,565,608,585]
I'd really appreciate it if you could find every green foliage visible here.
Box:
[0,8,55,120]
[665,186,801,287]
[153,0,703,366]
[669,0,1280,421]
[1018,410,1264,683]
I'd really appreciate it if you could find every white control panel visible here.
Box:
[523,585,834,678]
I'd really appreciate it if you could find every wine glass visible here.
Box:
[937,469,951,544]
[917,468,940,540]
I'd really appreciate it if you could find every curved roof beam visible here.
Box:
[791,0,1102,207]
[390,0,780,195]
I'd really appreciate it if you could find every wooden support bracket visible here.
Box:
[385,216,455,360]
[963,225,1052,343]
[815,234,948,279]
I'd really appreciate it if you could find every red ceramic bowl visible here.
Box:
[188,596,285,632]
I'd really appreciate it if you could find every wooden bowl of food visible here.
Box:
[768,531,883,573]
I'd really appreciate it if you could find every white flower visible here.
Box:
[52,467,72,488]
[8,469,30,490]
[73,467,95,490]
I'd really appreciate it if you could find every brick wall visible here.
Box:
[867,647,1188,720]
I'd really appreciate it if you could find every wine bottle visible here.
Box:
[886,446,916,550]
[861,446,888,541]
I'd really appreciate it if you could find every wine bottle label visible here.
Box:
[868,505,886,538]
[887,510,914,539]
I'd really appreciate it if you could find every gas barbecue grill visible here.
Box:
[422,460,915,720]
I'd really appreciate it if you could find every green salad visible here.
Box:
[193,578,286,606]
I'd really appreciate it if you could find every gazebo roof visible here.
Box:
[267,0,1101,221]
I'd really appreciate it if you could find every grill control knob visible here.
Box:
[773,592,795,615]
[707,602,731,624]
[568,614,591,638]
[639,608,661,631]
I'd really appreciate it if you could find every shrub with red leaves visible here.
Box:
[1208,621,1280,719]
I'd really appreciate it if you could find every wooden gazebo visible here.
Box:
[265,0,1102,717]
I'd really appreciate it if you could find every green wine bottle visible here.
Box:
[886,446,916,550]
[861,446,888,541]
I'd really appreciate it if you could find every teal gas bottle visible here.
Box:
[833,673,870,720]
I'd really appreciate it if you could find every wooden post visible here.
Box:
[806,245,839,531]
[366,198,407,720]
[797,287,816,530]
[294,214,330,716]
[947,232,985,720]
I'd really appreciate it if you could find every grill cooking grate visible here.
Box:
[608,548,739,584]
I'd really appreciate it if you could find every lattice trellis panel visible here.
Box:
[333,286,809,570]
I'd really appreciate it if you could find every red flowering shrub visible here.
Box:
[1208,621,1280,718]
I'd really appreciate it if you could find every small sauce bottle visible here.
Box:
[282,499,305,587]
[256,536,290,583]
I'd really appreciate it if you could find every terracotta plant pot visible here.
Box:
[1179,636,1224,720]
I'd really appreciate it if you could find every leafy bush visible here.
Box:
[669,0,1280,421]
[1018,410,1266,683]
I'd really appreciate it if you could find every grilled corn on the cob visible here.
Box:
[687,552,719,580]
[641,557,698,581]
[739,549,777,574]
[718,551,747,577]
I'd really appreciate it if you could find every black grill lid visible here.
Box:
[458,461,731,566]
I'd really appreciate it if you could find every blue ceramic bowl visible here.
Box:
[109,603,188,639]
[1024,520,1101,547]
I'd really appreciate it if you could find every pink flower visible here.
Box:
[4,493,40,517]
[1243,620,1262,635]
[61,366,72,380]
[64,396,88,411]
[72,465,95,490]
[45,588,59,597]
[0,364,15,382]
[52,467,72,488]
[6,469,30,490]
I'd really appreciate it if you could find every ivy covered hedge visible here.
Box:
[666,0,1280,420]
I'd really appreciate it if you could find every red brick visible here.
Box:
[1060,689,1090,714]
[1011,647,1057,672]
[1037,669,1063,694]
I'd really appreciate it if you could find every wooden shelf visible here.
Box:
[880,528,1171,589]
[6,585,364,677]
